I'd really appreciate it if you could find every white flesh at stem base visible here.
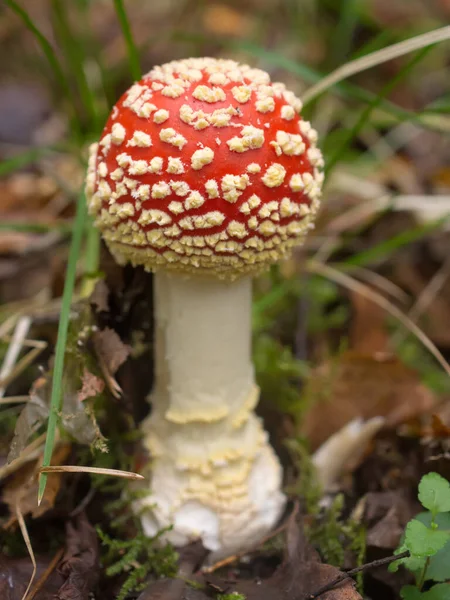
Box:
[139,271,286,559]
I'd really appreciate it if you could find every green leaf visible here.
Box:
[418,473,450,515]
[401,586,424,600]
[415,512,450,582]
[425,584,450,600]
[390,554,427,574]
[404,520,450,557]
[402,584,450,600]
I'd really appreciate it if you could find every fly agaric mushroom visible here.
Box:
[85,58,323,556]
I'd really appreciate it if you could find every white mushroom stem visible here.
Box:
[139,271,285,558]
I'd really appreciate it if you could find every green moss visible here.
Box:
[287,438,366,587]
[97,526,178,600]
[254,334,309,418]
[217,593,247,600]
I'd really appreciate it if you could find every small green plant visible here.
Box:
[390,472,450,600]
[286,438,366,583]
[97,526,178,600]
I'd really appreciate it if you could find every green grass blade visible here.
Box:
[0,222,72,234]
[5,0,81,139]
[50,0,99,130]
[38,193,87,504]
[340,215,448,269]
[332,0,359,64]
[0,147,58,177]
[113,0,141,81]
[325,47,431,176]
[172,32,443,132]
[302,24,450,104]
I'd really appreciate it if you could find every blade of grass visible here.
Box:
[50,0,100,130]
[325,46,431,175]
[308,260,450,378]
[113,0,141,81]
[172,33,446,133]
[16,503,37,600]
[302,25,450,104]
[38,194,87,505]
[331,0,359,64]
[5,0,81,140]
[77,1,114,118]
[40,465,144,480]
[0,146,58,177]
[339,215,448,269]
[0,222,72,234]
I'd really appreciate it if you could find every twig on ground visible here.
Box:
[305,551,410,599]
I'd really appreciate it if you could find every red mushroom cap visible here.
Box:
[86,58,324,278]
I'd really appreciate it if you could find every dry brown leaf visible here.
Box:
[55,514,99,600]
[77,368,105,403]
[350,291,390,354]
[2,443,71,527]
[302,351,436,450]
[92,327,131,376]
[0,553,64,600]
[89,279,109,313]
[364,491,416,550]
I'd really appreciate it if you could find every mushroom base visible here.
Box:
[137,271,286,558]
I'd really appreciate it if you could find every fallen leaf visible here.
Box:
[7,377,49,463]
[233,514,362,600]
[92,327,131,398]
[89,279,110,314]
[430,414,450,438]
[2,443,71,526]
[0,553,65,600]
[92,327,131,375]
[349,291,390,354]
[78,368,105,403]
[364,491,416,550]
[55,514,100,600]
[302,351,436,450]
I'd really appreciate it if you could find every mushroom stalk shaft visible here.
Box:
[140,271,285,556]
[153,272,254,423]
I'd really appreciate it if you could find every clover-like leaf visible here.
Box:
[418,473,450,515]
[415,512,450,583]
[404,520,449,557]
[401,586,424,600]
